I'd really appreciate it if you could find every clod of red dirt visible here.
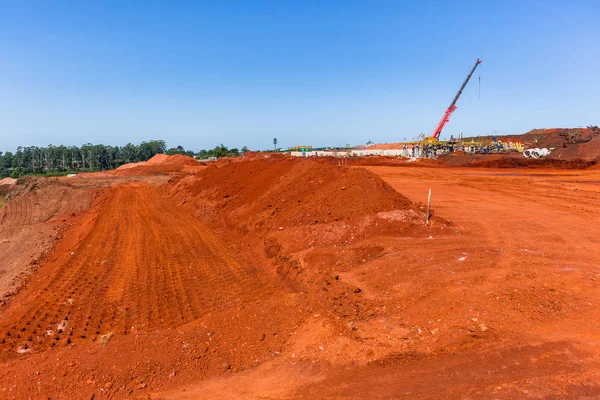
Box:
[0,177,17,188]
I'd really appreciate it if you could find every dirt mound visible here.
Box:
[0,177,17,186]
[145,153,170,165]
[114,154,201,176]
[0,160,428,397]
[169,158,433,324]
[164,154,201,166]
[171,158,416,231]
[0,178,18,196]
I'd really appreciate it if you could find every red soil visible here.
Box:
[1,158,600,398]
[114,154,203,176]
[474,127,600,161]
[116,154,170,169]
[0,174,176,305]
[434,153,598,169]
[0,184,278,352]
[172,158,415,227]
[0,178,96,304]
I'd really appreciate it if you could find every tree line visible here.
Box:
[196,144,248,160]
[0,141,249,179]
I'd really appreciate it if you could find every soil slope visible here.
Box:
[0,178,95,303]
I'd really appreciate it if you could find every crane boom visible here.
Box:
[430,58,482,141]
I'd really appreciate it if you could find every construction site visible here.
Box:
[0,111,599,399]
[0,41,599,400]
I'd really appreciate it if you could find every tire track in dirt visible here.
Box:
[0,183,271,353]
[1,183,93,230]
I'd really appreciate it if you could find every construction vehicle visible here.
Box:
[426,58,482,144]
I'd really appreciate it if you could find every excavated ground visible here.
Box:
[363,127,600,169]
[1,156,599,399]
[0,174,173,306]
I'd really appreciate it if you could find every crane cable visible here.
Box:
[478,62,482,99]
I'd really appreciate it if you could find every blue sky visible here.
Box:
[1,0,598,151]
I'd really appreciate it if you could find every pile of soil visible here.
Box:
[114,154,201,176]
[0,178,18,197]
[168,157,435,321]
[170,158,417,232]
[114,154,169,170]
[0,177,17,186]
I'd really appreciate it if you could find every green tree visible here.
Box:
[10,167,25,179]
[121,143,138,163]
[213,144,228,158]
[139,140,166,160]
[0,139,197,178]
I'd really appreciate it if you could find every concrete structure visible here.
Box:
[290,149,405,157]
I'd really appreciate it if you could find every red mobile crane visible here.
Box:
[429,58,482,142]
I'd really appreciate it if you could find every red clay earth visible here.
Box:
[1,154,600,399]
[0,177,95,305]
[0,173,175,307]
[113,154,205,176]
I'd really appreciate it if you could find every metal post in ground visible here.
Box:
[426,189,432,225]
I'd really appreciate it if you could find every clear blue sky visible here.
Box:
[1,0,598,151]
